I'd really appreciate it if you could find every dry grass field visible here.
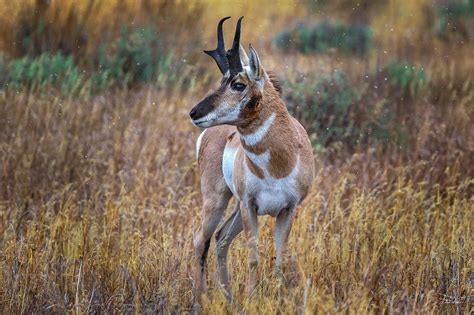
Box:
[0,0,473,313]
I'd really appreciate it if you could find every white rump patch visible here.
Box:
[240,112,276,146]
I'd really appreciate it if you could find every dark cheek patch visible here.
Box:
[246,94,260,109]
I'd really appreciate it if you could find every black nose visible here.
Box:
[189,108,198,120]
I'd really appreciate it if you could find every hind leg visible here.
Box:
[193,187,232,302]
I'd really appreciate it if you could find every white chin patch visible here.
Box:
[192,120,213,128]
[218,100,244,124]
[191,111,218,127]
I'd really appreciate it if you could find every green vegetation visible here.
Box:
[5,53,84,93]
[91,26,183,92]
[274,21,372,55]
[1,26,189,94]
[0,0,203,94]
[387,61,427,96]
[283,67,410,151]
[284,70,357,148]
[436,0,474,39]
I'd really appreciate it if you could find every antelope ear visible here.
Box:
[249,43,264,80]
[239,44,249,67]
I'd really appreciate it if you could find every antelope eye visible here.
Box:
[231,82,246,92]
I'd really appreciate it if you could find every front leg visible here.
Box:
[193,192,231,303]
[274,206,296,277]
[240,201,259,294]
[215,201,243,302]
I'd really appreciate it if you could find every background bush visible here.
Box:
[283,68,406,152]
[91,26,183,92]
[5,53,84,93]
[0,0,203,94]
[302,0,388,23]
[1,25,193,94]
[387,61,427,96]
[435,0,474,40]
[274,21,372,55]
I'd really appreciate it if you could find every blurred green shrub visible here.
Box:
[274,21,372,55]
[6,53,84,93]
[91,26,181,92]
[1,25,189,94]
[12,0,89,58]
[283,70,398,150]
[0,0,203,93]
[387,61,427,96]
[3,0,204,61]
[435,0,474,40]
[302,0,388,23]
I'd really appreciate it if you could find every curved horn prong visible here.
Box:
[231,16,244,51]
[227,16,244,76]
[204,16,231,74]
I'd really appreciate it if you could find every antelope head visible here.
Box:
[189,16,270,128]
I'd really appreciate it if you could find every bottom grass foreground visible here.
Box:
[0,89,472,313]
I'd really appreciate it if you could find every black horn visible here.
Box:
[204,16,230,74]
[226,16,244,76]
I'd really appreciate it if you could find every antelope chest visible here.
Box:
[222,145,239,197]
[244,162,299,217]
[222,144,300,217]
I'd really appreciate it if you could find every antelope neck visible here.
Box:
[237,107,299,178]
[238,112,276,146]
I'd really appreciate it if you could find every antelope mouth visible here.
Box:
[192,117,217,128]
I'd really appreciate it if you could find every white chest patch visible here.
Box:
[222,145,238,197]
[195,129,206,160]
[240,112,276,146]
[244,150,300,217]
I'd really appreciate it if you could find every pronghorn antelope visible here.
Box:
[190,16,315,301]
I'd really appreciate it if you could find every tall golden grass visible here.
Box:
[0,0,473,313]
